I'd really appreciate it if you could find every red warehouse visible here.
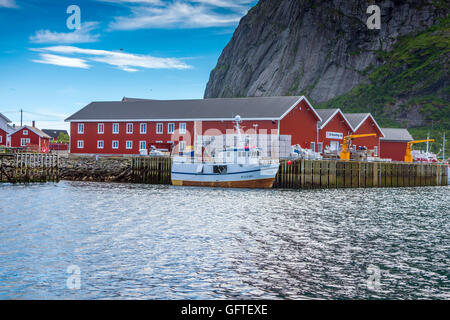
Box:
[65,96,323,156]
[380,128,413,161]
[10,125,51,153]
[344,113,384,157]
[316,108,353,153]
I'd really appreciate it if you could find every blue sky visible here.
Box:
[0,0,256,130]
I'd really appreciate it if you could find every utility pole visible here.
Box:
[443,132,446,162]
[20,109,23,127]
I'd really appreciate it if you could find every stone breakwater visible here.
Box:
[60,155,133,182]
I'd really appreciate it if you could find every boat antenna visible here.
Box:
[234,115,242,147]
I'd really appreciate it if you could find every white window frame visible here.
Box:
[126,140,133,149]
[374,146,378,157]
[310,142,315,152]
[23,130,28,135]
[179,141,186,151]
[168,123,175,134]
[21,138,30,147]
[97,140,104,149]
[112,123,119,134]
[0,136,2,143]
[126,123,133,134]
[77,140,84,149]
[156,123,163,134]
[140,123,147,134]
[112,140,119,149]
[318,142,323,153]
[98,123,104,134]
[179,123,186,134]
[139,141,146,150]
[78,123,84,134]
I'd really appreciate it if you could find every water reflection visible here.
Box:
[0,181,449,299]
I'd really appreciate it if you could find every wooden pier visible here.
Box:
[130,157,448,188]
[273,160,448,188]
[131,156,172,184]
[0,153,60,183]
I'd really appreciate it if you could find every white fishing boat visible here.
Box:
[171,116,279,188]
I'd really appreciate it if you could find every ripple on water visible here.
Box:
[0,181,449,299]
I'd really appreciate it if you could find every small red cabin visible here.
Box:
[10,125,51,153]
[380,128,413,161]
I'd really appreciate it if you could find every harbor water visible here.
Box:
[0,181,449,299]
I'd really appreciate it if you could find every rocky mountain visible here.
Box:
[204,0,449,152]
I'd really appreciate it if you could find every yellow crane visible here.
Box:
[404,139,435,162]
[340,134,377,160]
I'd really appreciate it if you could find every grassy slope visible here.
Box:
[318,17,449,157]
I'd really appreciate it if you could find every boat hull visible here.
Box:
[171,162,279,189]
[172,177,275,188]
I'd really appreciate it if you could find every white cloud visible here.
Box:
[30,22,100,44]
[0,0,17,8]
[107,0,254,30]
[32,46,192,71]
[32,53,90,69]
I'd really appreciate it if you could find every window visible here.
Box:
[156,123,163,134]
[168,123,175,134]
[126,141,133,149]
[20,138,30,146]
[310,142,315,152]
[0,136,2,143]
[374,146,378,157]
[78,123,84,134]
[98,123,104,134]
[126,123,133,134]
[318,142,323,153]
[112,140,119,149]
[77,140,84,149]
[179,141,186,151]
[112,123,119,134]
[23,130,28,135]
[139,141,146,150]
[140,123,147,134]
[97,140,104,149]
[179,123,186,134]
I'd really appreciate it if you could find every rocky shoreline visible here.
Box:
[59,155,133,182]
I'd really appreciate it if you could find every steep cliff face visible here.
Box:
[204,0,446,103]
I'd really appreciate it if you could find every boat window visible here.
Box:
[213,165,227,175]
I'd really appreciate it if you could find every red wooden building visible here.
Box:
[344,113,384,157]
[65,96,322,156]
[10,124,51,153]
[316,109,353,153]
[380,128,413,161]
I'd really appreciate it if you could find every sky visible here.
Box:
[0,0,257,131]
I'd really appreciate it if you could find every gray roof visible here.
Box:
[316,109,339,128]
[42,129,69,139]
[343,113,370,130]
[380,128,413,141]
[0,112,11,123]
[11,125,52,139]
[65,96,311,121]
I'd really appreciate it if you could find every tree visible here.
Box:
[57,132,70,144]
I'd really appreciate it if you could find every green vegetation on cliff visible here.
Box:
[319,18,449,155]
